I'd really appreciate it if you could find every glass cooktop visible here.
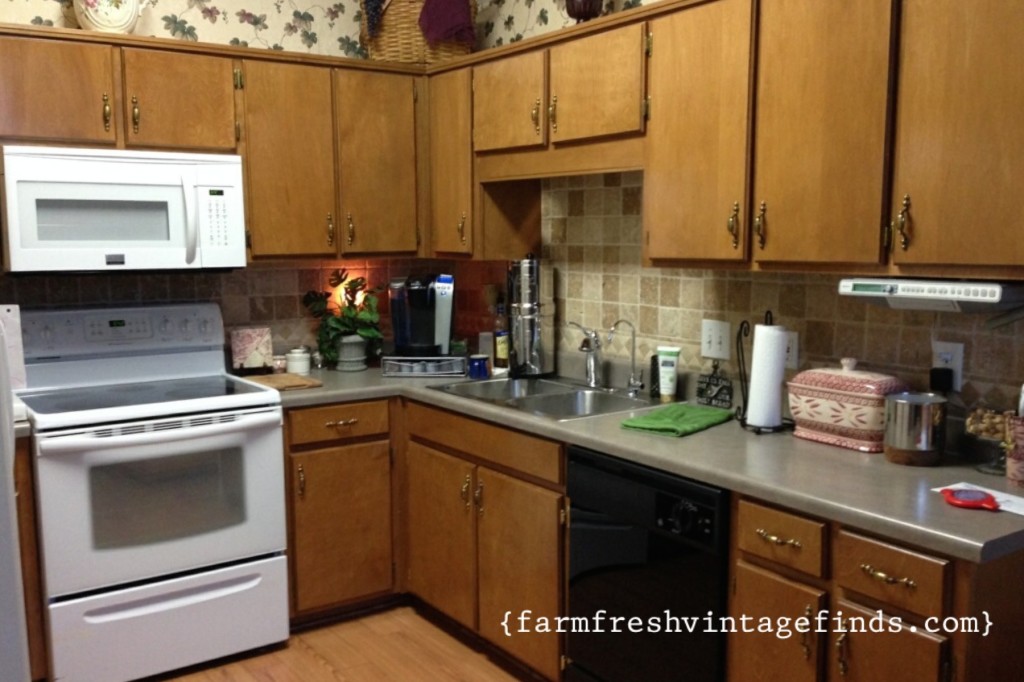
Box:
[19,375,267,415]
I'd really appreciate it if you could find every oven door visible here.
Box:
[34,407,285,598]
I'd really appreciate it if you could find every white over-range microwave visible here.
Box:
[1,145,246,272]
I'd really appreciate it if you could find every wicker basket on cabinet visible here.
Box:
[360,0,477,64]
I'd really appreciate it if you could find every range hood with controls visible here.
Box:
[838,278,1024,313]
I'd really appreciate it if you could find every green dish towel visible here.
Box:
[621,403,733,437]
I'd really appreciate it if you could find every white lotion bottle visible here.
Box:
[657,346,681,403]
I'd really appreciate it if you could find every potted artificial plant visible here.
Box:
[302,268,383,371]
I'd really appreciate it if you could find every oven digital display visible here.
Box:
[109,319,126,328]
[208,189,225,196]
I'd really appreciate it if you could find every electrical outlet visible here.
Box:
[701,319,731,361]
[785,331,799,369]
[931,340,964,391]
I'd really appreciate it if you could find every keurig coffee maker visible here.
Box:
[508,254,554,377]
[388,274,454,356]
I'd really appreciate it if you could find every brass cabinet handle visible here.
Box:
[755,527,802,548]
[102,93,111,131]
[460,475,471,510]
[548,95,558,134]
[346,212,355,246]
[473,480,484,515]
[531,98,541,135]
[727,201,740,249]
[754,201,767,249]
[297,463,306,499]
[835,632,848,676]
[457,212,467,244]
[131,95,140,133]
[859,563,917,589]
[326,213,335,247]
[800,605,813,660]
[325,418,359,428]
[892,194,911,251]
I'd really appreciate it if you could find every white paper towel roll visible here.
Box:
[746,324,788,428]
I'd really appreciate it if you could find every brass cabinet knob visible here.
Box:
[346,212,355,246]
[892,194,911,251]
[102,93,111,132]
[754,201,767,249]
[457,212,467,244]
[326,213,335,247]
[531,98,541,135]
[727,202,740,249]
[548,95,558,134]
[131,95,140,133]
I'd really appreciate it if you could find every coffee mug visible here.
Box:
[469,354,491,380]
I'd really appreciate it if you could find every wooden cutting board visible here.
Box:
[245,373,323,391]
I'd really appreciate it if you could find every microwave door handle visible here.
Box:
[181,174,198,265]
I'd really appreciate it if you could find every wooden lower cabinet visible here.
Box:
[14,437,47,681]
[286,401,393,618]
[830,600,947,681]
[729,497,1024,682]
[728,561,825,682]
[404,404,564,680]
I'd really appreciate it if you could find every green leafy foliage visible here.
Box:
[302,269,382,365]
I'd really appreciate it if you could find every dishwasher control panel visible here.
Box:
[655,492,718,546]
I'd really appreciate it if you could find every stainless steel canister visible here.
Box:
[884,392,947,466]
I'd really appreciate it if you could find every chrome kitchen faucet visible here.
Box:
[568,322,603,388]
[608,319,643,398]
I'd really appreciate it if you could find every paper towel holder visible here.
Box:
[735,312,795,435]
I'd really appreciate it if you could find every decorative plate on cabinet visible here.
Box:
[73,0,151,34]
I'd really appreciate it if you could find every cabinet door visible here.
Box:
[830,600,947,681]
[473,51,548,152]
[405,442,476,629]
[429,68,474,255]
[242,60,337,257]
[290,440,392,614]
[121,48,236,150]
[752,0,892,264]
[549,23,647,145]
[477,467,563,681]
[890,0,1024,266]
[644,0,752,262]
[335,70,419,254]
[728,561,825,682]
[0,37,117,144]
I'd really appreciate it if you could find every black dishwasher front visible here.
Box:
[566,446,729,682]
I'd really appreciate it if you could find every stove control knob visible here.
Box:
[40,324,54,343]
[159,318,174,335]
[198,319,212,336]
[179,319,193,337]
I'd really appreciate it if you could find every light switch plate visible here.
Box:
[701,319,731,361]
[931,340,964,391]
[785,331,799,370]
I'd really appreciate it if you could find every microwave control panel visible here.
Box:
[199,187,232,248]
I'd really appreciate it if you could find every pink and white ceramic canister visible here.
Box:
[788,358,909,453]
[1006,415,1024,488]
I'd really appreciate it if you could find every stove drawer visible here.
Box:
[48,555,288,681]
[288,399,389,446]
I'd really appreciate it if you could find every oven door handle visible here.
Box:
[36,410,281,457]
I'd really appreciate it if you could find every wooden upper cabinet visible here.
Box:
[0,37,117,144]
[242,60,336,257]
[473,50,548,152]
[752,0,892,265]
[473,24,646,154]
[335,70,419,255]
[548,23,647,145]
[121,48,237,150]
[644,0,752,262]
[429,68,473,255]
[890,0,1024,267]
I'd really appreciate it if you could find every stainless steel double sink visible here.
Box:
[429,377,655,421]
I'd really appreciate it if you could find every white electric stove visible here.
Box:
[17,304,288,682]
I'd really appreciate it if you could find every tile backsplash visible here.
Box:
[2,172,1021,411]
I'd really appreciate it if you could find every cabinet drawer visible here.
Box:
[736,500,826,578]
[834,531,948,619]
[288,400,389,446]
[406,402,562,484]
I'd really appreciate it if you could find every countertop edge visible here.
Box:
[278,371,1024,564]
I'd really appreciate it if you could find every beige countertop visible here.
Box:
[281,369,1024,564]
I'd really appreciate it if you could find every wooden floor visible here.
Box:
[160,607,525,682]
